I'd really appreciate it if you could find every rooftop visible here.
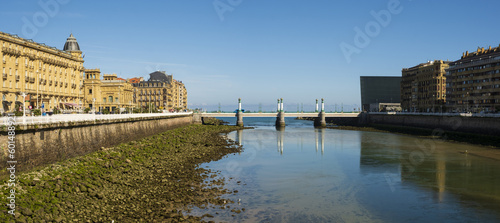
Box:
[63,33,81,52]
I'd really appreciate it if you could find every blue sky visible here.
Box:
[1,0,499,111]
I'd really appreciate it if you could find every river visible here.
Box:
[195,117,500,222]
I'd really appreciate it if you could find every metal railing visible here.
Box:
[1,112,193,126]
[369,111,500,118]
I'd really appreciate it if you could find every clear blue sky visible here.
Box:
[1,0,499,111]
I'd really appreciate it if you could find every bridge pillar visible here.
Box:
[276,111,285,127]
[237,111,244,127]
[237,98,244,127]
[314,111,326,128]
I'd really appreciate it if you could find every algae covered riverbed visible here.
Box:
[0,124,246,222]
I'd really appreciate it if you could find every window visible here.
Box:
[115,97,118,103]
[109,96,113,102]
[103,98,106,103]
[89,89,92,94]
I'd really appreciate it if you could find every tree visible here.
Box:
[53,107,61,115]
[32,109,41,116]
[13,104,23,116]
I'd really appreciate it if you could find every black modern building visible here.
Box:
[360,76,401,111]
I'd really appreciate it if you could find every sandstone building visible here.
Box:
[83,69,135,113]
[401,60,450,112]
[132,71,187,111]
[0,32,84,113]
[446,45,500,113]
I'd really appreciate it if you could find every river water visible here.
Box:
[198,117,500,222]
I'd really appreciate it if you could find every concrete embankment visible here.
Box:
[0,114,192,177]
[359,113,500,137]
[321,113,500,147]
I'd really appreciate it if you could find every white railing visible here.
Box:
[368,111,500,118]
[1,112,193,126]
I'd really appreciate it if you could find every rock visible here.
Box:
[79,184,87,192]
[54,216,64,223]
[21,208,33,216]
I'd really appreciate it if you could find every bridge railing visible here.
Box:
[1,112,193,126]
[369,112,500,118]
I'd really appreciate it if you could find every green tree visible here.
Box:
[32,109,41,116]
[53,107,61,115]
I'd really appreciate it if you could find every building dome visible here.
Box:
[63,33,80,51]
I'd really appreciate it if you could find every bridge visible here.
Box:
[197,98,360,127]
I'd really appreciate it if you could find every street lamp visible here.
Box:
[148,92,151,113]
[20,92,27,124]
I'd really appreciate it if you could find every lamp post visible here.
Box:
[280,98,284,112]
[92,98,96,114]
[20,92,27,124]
[118,86,121,114]
[321,98,324,112]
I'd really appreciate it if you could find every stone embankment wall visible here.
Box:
[358,113,500,136]
[325,117,360,126]
[0,115,192,176]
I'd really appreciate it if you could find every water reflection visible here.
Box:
[206,118,500,222]
[313,128,325,155]
[235,129,243,145]
[358,131,500,221]
[277,128,284,155]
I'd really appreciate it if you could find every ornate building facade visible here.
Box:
[133,71,187,111]
[401,60,450,112]
[83,69,135,113]
[446,45,500,112]
[0,32,84,113]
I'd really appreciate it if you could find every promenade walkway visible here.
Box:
[1,112,193,125]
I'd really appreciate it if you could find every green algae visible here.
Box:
[0,124,245,222]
